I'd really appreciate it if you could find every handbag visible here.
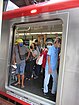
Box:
[36,55,43,65]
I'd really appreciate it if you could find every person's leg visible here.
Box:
[20,61,25,88]
[21,74,24,87]
[26,60,30,79]
[44,69,50,94]
[15,64,20,85]
[17,74,20,84]
[42,68,45,88]
[36,65,40,76]
[39,65,42,75]
[30,60,34,78]
[51,70,57,94]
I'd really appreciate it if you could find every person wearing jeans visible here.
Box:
[43,38,61,95]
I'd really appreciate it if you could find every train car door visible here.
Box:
[4,12,69,105]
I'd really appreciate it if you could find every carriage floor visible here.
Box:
[12,73,56,102]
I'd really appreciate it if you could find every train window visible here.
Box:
[9,19,63,103]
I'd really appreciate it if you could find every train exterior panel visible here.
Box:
[1,0,79,105]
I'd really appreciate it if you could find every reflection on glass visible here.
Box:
[6,1,19,11]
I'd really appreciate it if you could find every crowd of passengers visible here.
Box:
[12,37,61,95]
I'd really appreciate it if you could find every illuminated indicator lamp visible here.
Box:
[31,9,37,13]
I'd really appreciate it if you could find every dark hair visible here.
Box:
[57,38,61,44]
[40,48,43,54]
[45,44,47,48]
[54,38,61,44]
[35,39,38,43]
[30,46,33,49]
[31,43,36,50]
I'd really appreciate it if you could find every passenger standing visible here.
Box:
[36,48,43,77]
[42,46,48,89]
[43,38,61,95]
[26,43,38,80]
[13,39,29,88]
[57,38,61,75]
[35,39,41,57]
[30,43,38,78]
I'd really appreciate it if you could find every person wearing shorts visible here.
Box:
[13,39,29,88]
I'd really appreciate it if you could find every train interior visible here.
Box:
[9,19,63,102]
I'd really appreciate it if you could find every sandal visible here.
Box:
[21,85,25,88]
[14,82,20,86]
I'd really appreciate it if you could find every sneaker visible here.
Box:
[51,91,56,95]
[28,78,31,81]
[26,78,28,80]
[44,92,48,95]
[34,76,38,79]
[31,74,33,78]
[42,88,44,90]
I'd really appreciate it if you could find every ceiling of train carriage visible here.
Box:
[10,0,47,7]
[16,24,62,33]
[16,20,63,35]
